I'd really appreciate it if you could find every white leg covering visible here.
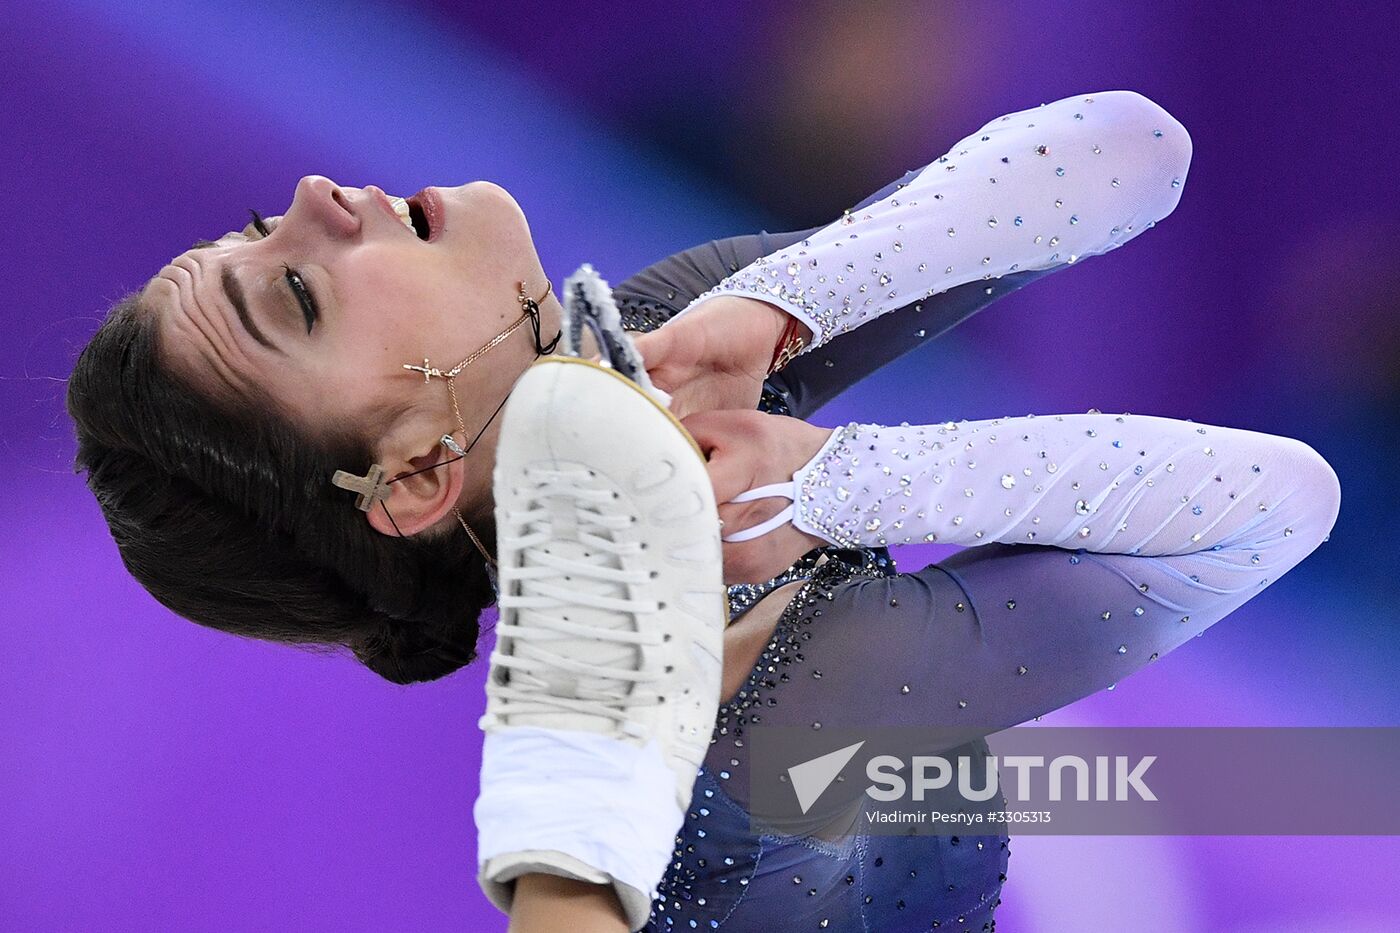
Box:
[475,727,686,931]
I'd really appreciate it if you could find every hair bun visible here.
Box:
[351,623,476,685]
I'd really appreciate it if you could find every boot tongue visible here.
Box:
[548,492,577,539]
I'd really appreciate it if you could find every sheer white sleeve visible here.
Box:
[767,412,1341,602]
[668,90,1192,350]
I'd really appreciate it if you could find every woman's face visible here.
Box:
[145,174,554,535]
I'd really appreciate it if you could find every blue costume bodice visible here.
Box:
[642,388,1009,933]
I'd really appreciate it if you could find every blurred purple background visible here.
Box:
[4,1,1397,929]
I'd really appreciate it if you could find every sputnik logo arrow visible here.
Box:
[788,741,866,814]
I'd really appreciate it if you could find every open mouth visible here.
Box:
[406,188,442,242]
[383,188,440,241]
[405,197,430,240]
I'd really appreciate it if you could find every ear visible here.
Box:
[365,429,467,538]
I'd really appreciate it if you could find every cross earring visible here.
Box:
[331,463,393,512]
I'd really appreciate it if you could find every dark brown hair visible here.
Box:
[66,293,492,684]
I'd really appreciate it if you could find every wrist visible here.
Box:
[764,315,802,376]
[791,424,859,547]
[694,294,805,347]
[712,295,790,345]
[760,301,793,347]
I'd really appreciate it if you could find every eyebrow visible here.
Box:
[219,264,280,353]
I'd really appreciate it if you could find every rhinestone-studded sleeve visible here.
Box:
[792,413,1340,575]
[667,90,1191,350]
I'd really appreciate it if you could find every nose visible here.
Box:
[282,175,361,239]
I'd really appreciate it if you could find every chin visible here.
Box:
[442,180,517,213]
[449,181,534,257]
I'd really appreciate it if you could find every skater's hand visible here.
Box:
[634,297,804,421]
[681,409,832,585]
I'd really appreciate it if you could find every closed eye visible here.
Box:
[282,264,317,333]
[243,209,286,240]
[246,209,272,239]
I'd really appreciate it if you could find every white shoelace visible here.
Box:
[491,465,664,736]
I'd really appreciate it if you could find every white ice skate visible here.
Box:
[475,266,727,930]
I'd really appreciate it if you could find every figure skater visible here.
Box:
[66,90,1340,931]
